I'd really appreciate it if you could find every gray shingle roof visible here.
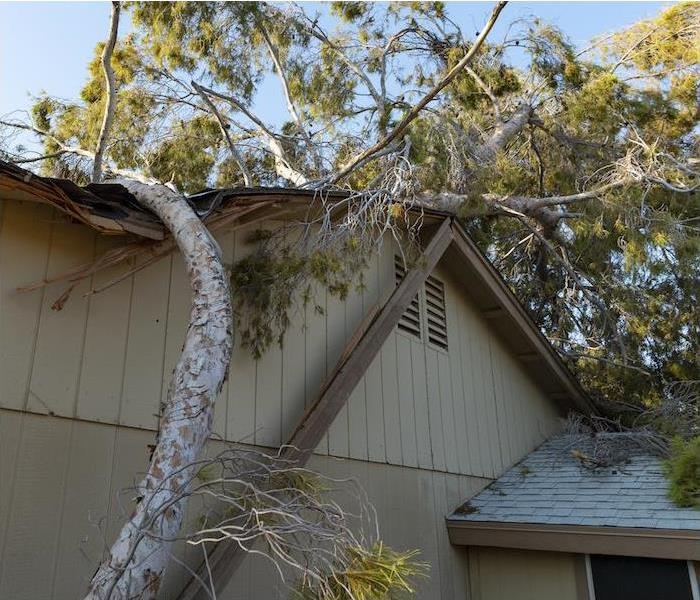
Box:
[449,435,700,530]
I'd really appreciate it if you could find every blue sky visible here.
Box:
[0,1,670,151]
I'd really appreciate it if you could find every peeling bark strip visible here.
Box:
[85,180,233,599]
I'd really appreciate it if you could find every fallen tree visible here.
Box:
[1,1,698,596]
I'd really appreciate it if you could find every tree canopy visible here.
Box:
[2,1,698,409]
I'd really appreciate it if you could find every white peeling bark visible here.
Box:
[91,1,121,183]
[471,102,532,164]
[85,180,233,599]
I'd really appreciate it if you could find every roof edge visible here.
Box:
[446,519,700,561]
[448,225,596,416]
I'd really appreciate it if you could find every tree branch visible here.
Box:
[293,8,388,117]
[324,1,508,186]
[258,22,320,170]
[191,81,252,186]
[470,101,531,164]
[92,1,121,183]
[465,65,501,120]
[194,84,308,186]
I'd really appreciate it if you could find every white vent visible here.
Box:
[425,275,448,350]
[395,256,421,339]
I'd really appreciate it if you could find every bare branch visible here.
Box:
[92,1,121,183]
[194,84,308,186]
[192,81,252,186]
[324,1,508,186]
[9,150,66,164]
[465,66,501,120]
[258,22,320,170]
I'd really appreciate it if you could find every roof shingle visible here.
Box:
[450,435,700,530]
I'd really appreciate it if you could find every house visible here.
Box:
[0,160,696,600]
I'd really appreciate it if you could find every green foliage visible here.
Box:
[294,542,428,600]
[230,230,370,359]
[16,1,699,409]
[664,437,700,508]
[526,22,584,91]
[148,115,219,192]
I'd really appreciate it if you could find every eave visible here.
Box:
[446,519,700,561]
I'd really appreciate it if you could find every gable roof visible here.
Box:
[447,434,700,560]
[0,160,594,415]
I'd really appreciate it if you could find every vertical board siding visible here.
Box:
[29,222,95,417]
[0,410,23,569]
[304,280,328,454]
[0,413,72,599]
[346,270,368,461]
[364,252,386,463]
[326,289,349,456]
[51,422,114,598]
[0,410,491,600]
[426,348,446,472]
[0,201,53,410]
[396,334,419,467]
[468,548,580,600]
[0,204,562,481]
[120,257,171,429]
[227,229,257,445]
[77,235,134,424]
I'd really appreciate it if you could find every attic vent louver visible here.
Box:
[395,256,422,339]
[425,274,448,350]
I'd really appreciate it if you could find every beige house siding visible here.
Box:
[467,548,583,600]
[0,409,490,600]
[0,200,561,480]
[0,199,566,598]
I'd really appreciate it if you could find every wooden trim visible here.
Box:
[177,218,454,600]
[284,218,453,461]
[688,561,700,600]
[449,225,595,415]
[584,555,596,600]
[575,554,593,600]
[447,519,700,561]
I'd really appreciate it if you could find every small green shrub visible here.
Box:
[664,436,700,508]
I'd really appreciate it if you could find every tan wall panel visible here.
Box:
[468,547,580,600]
[0,410,490,600]
[51,422,114,598]
[0,201,53,410]
[0,410,23,560]
[226,229,257,444]
[77,235,133,424]
[364,252,386,463]
[120,257,171,429]
[0,204,562,481]
[0,413,72,598]
[29,219,95,417]
[326,289,349,456]
[304,280,328,455]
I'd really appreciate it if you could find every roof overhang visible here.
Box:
[446,519,700,561]
[442,225,595,415]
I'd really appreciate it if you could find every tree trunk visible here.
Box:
[91,1,120,184]
[85,180,233,599]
